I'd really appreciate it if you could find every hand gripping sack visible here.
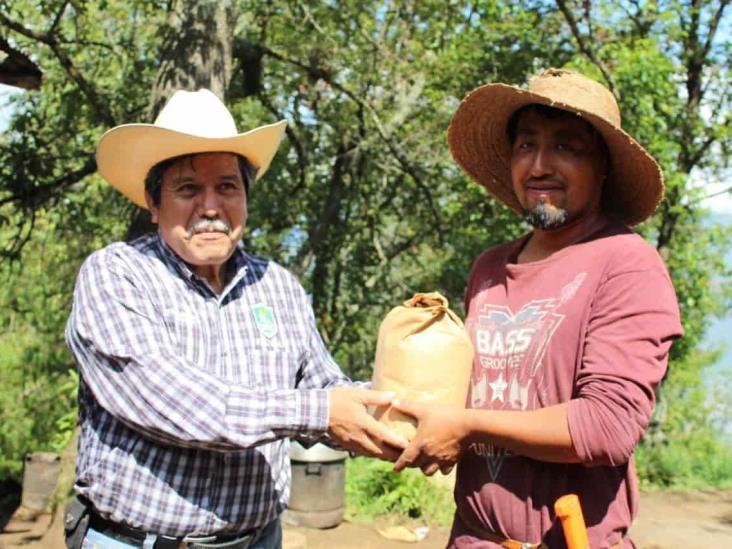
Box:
[371,292,474,439]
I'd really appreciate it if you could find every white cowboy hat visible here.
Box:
[95,89,287,208]
[447,68,664,226]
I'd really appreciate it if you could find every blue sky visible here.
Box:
[703,211,732,377]
[0,84,18,132]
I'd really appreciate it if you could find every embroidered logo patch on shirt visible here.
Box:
[252,303,278,338]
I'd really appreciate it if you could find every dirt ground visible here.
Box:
[1,489,731,548]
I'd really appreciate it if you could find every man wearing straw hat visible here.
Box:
[391,69,683,548]
[64,89,407,549]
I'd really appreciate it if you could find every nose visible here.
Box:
[198,185,221,217]
[528,145,554,179]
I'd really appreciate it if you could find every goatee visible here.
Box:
[524,202,568,229]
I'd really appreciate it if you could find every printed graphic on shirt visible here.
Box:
[471,298,563,410]
[252,303,278,338]
[468,441,511,479]
[467,273,586,479]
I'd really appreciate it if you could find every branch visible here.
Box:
[376,172,403,212]
[618,0,654,38]
[555,0,618,98]
[49,1,70,35]
[256,91,308,193]
[0,13,116,126]
[701,0,730,61]
[683,0,705,111]
[385,231,421,261]
[291,139,352,278]
[688,131,719,169]
[0,209,36,261]
[47,43,116,126]
[260,44,444,237]
[691,184,732,204]
[369,231,413,294]
[46,155,98,198]
[582,0,594,42]
[295,1,328,37]
[56,38,116,51]
[0,155,97,209]
[656,186,694,252]
[307,141,350,253]
[0,12,49,41]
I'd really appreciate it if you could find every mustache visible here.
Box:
[187,218,232,237]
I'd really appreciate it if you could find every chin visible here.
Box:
[197,251,233,264]
[185,244,233,263]
[524,203,569,229]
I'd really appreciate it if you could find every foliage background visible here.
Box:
[1,0,731,498]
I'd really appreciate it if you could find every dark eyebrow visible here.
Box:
[168,174,242,184]
[514,126,536,136]
[554,129,589,141]
[168,176,196,184]
[516,124,536,133]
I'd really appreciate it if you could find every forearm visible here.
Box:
[464,402,580,463]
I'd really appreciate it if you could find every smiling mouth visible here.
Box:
[190,229,228,240]
[193,228,226,235]
[524,177,565,192]
[525,185,565,200]
[525,183,564,191]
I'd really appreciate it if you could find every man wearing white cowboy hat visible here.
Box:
[64,89,408,549]
[390,69,683,548]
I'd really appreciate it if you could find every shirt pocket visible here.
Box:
[161,308,215,370]
[240,348,303,390]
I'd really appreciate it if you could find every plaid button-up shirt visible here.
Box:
[65,232,350,536]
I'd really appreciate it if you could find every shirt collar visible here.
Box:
[152,232,250,297]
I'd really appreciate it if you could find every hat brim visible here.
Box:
[96,120,287,208]
[447,84,664,226]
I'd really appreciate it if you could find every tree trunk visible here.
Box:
[127,0,236,240]
[148,0,235,117]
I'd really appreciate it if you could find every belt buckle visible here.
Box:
[182,534,218,542]
[181,532,256,548]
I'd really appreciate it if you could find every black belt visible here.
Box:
[89,511,260,548]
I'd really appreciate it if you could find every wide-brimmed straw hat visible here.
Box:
[447,68,663,225]
[96,89,287,208]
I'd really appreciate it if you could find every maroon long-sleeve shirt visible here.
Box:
[451,222,683,549]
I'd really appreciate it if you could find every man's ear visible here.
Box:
[144,191,159,224]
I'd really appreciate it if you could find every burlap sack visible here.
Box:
[371,292,474,439]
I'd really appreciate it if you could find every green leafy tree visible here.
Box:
[235,1,568,376]
[0,0,232,479]
[0,0,730,489]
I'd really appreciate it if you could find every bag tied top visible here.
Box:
[371,292,474,439]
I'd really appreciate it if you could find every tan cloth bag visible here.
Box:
[371,292,474,439]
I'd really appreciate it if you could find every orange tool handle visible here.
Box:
[554,494,590,549]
